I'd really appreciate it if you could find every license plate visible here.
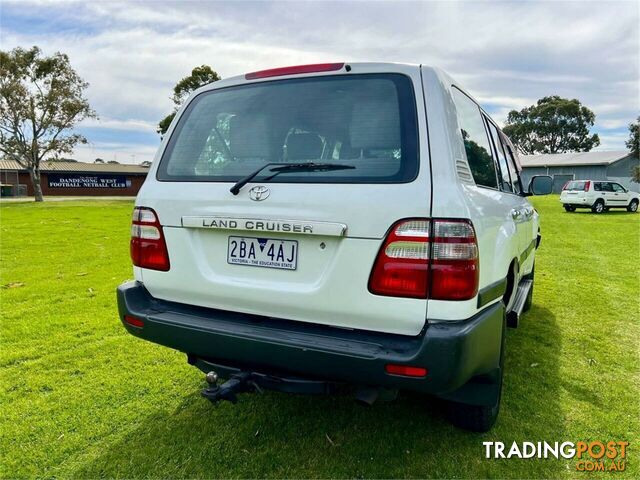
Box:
[227,236,298,270]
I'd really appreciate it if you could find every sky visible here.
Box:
[1,0,638,164]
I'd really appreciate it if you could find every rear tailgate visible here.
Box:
[136,65,432,336]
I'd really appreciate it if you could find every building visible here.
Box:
[520,151,639,193]
[0,159,150,197]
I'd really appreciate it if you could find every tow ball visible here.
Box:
[201,371,262,404]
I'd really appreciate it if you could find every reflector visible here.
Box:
[124,315,144,328]
[385,364,428,377]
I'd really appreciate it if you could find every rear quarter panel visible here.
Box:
[422,67,519,320]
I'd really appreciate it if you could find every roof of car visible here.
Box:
[194,62,438,92]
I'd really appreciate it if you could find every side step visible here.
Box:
[506,279,533,328]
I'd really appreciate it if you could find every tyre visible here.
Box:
[446,308,505,432]
[628,199,639,213]
[591,199,605,213]
[563,205,576,212]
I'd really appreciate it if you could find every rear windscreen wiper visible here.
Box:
[230,162,356,195]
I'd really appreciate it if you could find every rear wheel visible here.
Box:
[591,199,605,213]
[628,199,639,213]
[564,205,576,212]
[446,308,505,432]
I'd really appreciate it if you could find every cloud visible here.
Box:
[74,142,159,164]
[80,117,157,133]
[2,0,638,163]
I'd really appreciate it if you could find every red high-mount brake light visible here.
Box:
[584,180,591,191]
[130,207,170,271]
[245,63,345,80]
[368,219,478,301]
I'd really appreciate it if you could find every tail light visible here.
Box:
[368,219,478,300]
[562,181,569,190]
[584,181,590,191]
[430,220,479,300]
[368,219,430,298]
[130,207,170,271]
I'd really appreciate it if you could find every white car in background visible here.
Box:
[560,180,639,213]
[117,62,553,432]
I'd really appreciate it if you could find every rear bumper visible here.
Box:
[560,196,590,206]
[117,281,504,402]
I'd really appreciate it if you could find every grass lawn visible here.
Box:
[1,196,638,478]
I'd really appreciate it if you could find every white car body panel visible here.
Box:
[134,62,540,335]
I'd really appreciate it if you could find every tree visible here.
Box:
[503,96,600,155]
[94,157,105,163]
[158,65,220,135]
[626,116,639,159]
[0,46,96,201]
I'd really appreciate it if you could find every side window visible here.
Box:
[602,183,614,192]
[485,119,513,192]
[503,142,522,194]
[594,182,602,191]
[452,88,498,189]
[612,183,625,192]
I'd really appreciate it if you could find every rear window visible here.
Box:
[157,74,418,183]
[565,181,587,191]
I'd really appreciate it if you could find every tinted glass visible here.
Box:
[158,74,418,183]
[485,119,513,192]
[601,182,614,192]
[594,182,602,191]
[566,181,587,191]
[612,183,625,192]
[452,88,498,189]
[503,142,522,194]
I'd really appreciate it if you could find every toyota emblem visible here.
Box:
[248,186,270,201]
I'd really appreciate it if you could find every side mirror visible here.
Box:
[528,175,553,195]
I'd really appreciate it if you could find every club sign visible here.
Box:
[48,174,129,189]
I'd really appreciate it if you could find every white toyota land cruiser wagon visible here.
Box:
[117,62,552,432]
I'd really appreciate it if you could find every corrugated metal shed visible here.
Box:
[0,159,150,174]
[519,151,639,192]
[519,150,629,167]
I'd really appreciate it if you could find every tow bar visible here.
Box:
[201,371,262,404]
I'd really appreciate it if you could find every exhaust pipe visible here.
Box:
[355,387,379,406]
[355,387,398,406]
